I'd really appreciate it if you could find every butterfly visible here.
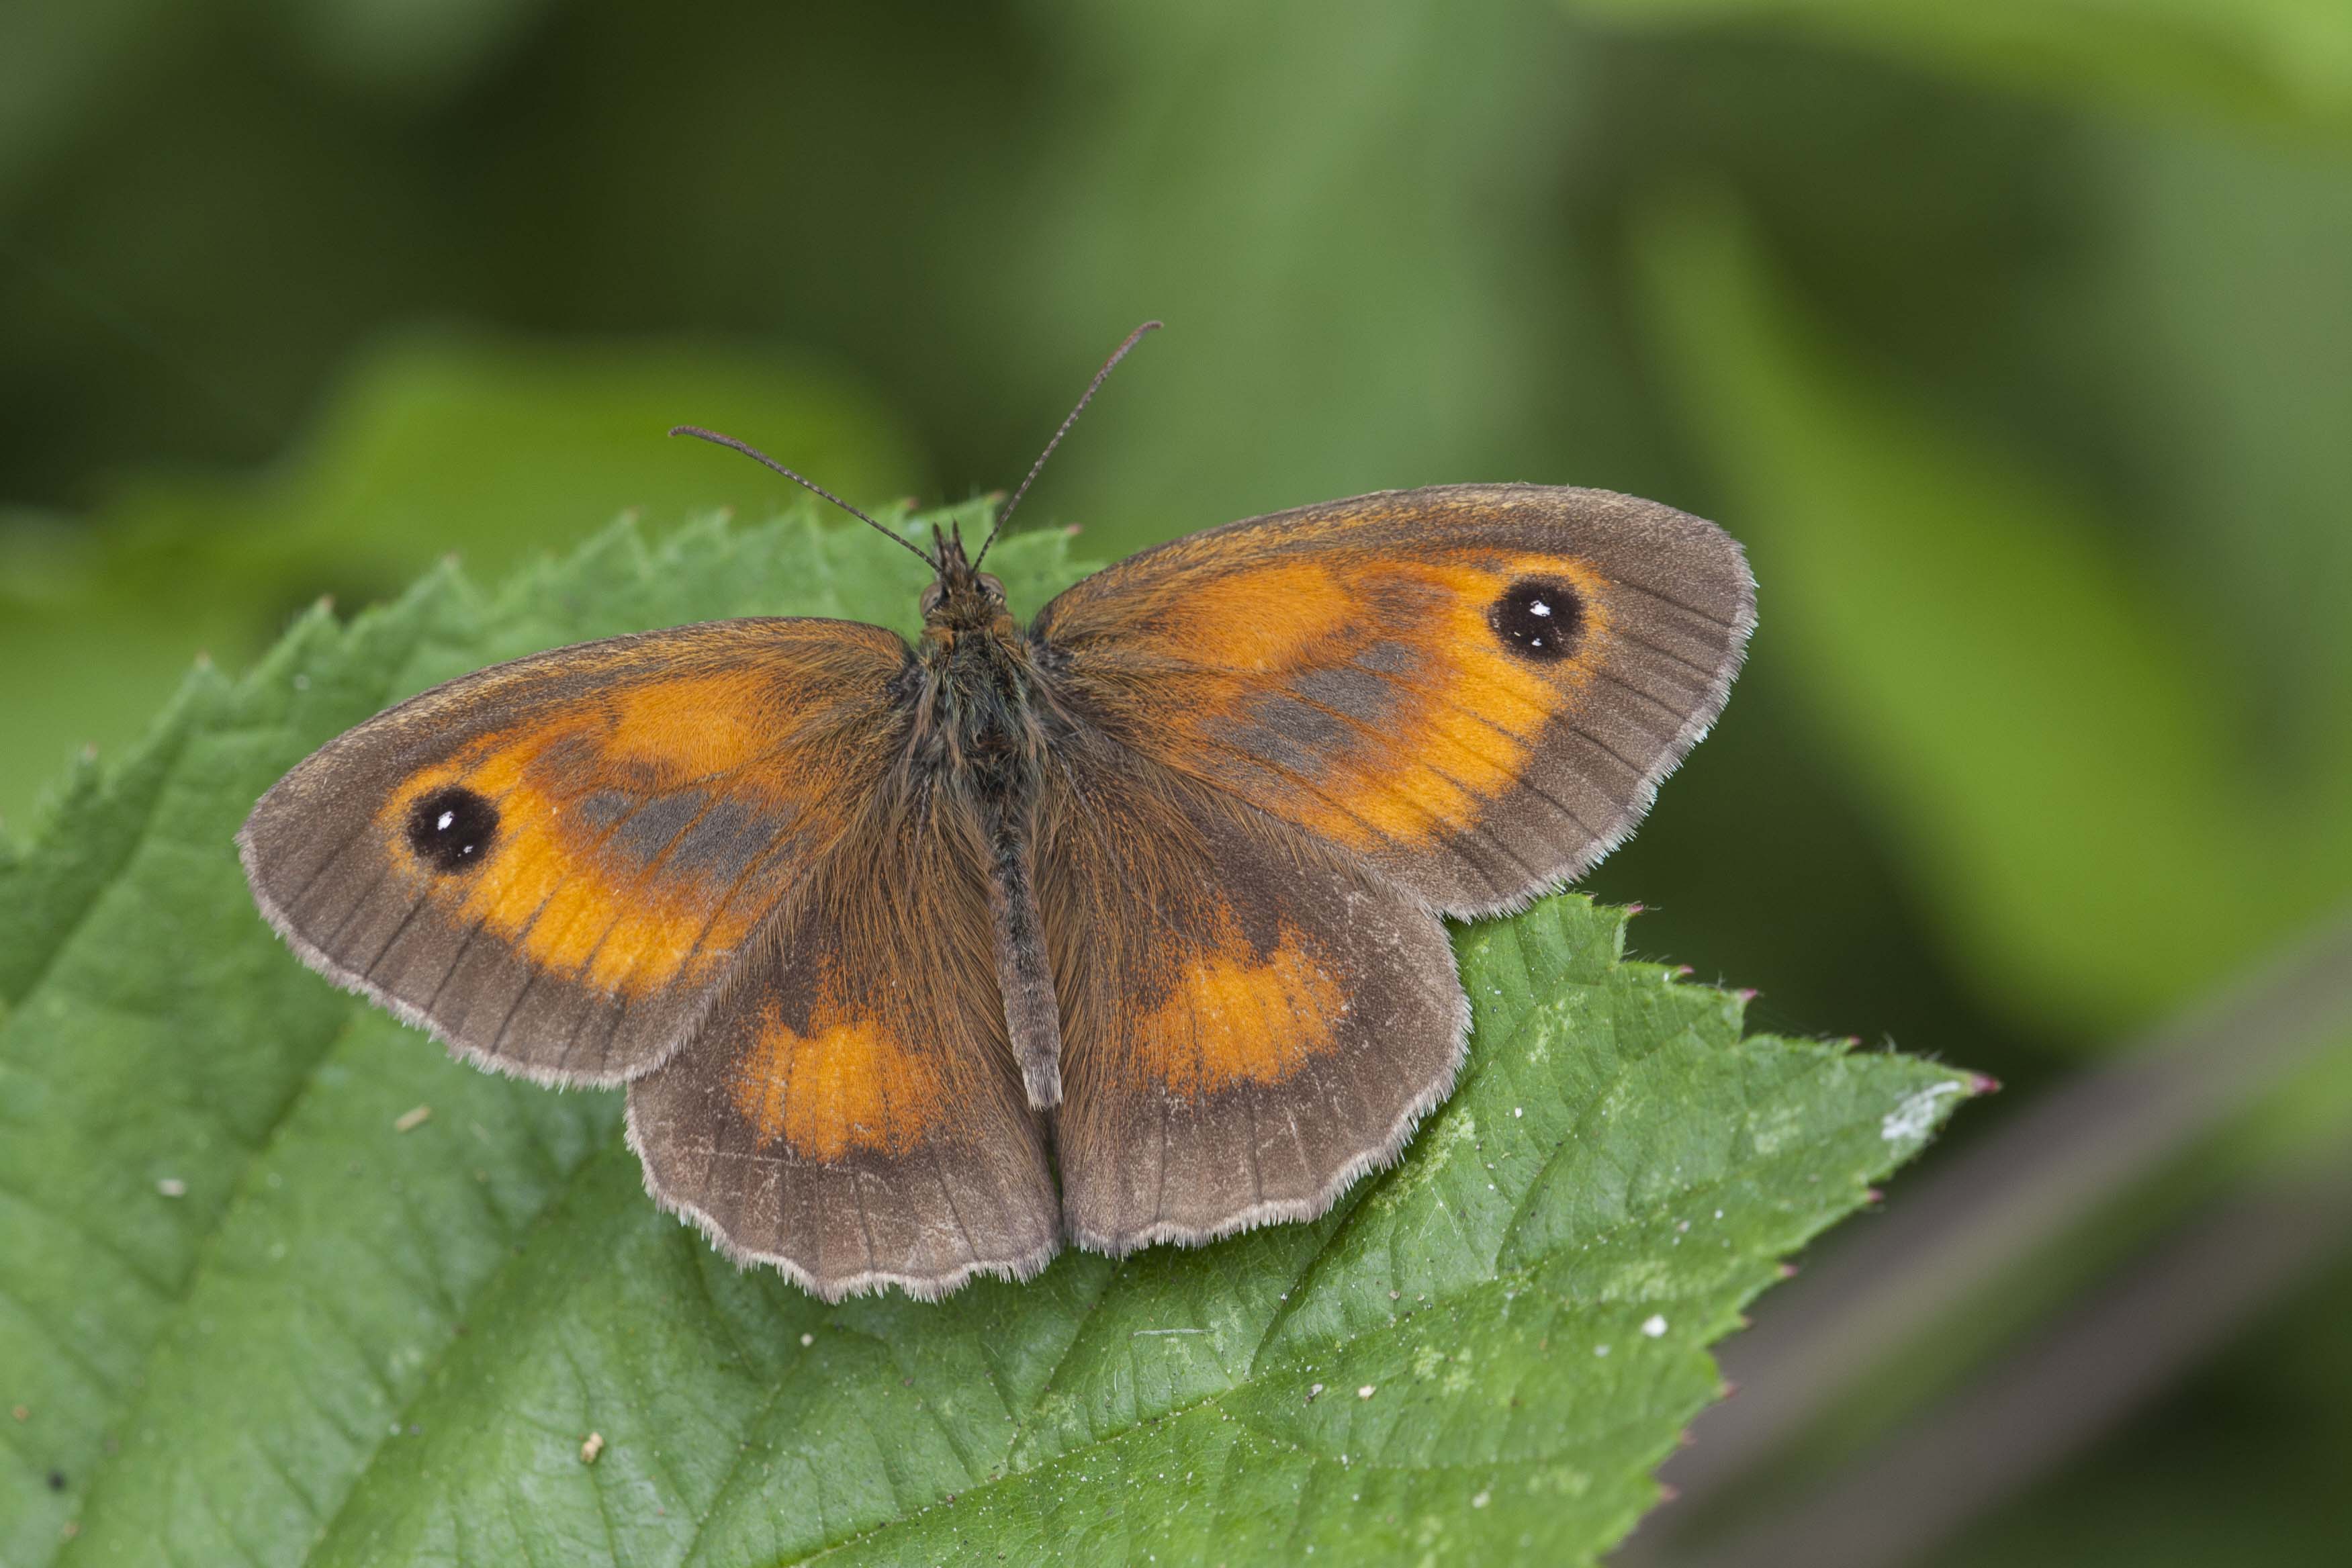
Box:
[239,324,1755,1302]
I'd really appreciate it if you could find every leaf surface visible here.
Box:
[0,511,1973,1566]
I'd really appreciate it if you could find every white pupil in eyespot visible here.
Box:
[437,810,456,831]
[1529,600,1551,617]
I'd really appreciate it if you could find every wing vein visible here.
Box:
[1603,573,1739,631]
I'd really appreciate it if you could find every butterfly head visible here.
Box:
[919,521,1011,637]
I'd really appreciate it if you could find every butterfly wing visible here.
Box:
[1033,724,1466,1253]
[239,618,909,1085]
[1029,484,1750,1246]
[1031,484,1755,915]
[625,790,1060,1299]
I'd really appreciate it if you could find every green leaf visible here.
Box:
[1,511,1973,1565]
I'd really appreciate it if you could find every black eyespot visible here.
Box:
[1490,578,1582,661]
[406,785,498,874]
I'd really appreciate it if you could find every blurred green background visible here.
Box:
[6,1,2349,1562]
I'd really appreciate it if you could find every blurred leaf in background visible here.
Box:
[1562,0,2352,134]
[1629,190,2352,1038]
[973,0,1665,557]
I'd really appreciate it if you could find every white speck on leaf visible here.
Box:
[1881,1081,1963,1143]
[156,1178,186,1198]
[1642,1315,1668,1338]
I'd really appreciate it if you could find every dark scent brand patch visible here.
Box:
[1238,692,1355,755]
[1490,578,1582,661]
[571,790,635,833]
[1291,665,1398,727]
[665,796,775,881]
[406,785,499,873]
[609,788,709,865]
[1352,639,1427,677]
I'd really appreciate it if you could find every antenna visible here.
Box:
[975,320,1161,568]
[668,425,934,567]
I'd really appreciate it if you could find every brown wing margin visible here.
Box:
[1030,484,1755,915]
[1036,726,1469,1254]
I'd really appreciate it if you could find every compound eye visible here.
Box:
[979,572,1006,602]
[919,582,945,615]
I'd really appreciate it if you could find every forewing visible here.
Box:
[239,618,909,1085]
[625,793,1061,1300]
[1037,728,1467,1254]
[1032,484,1755,915]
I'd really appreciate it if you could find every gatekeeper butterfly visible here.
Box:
[240,324,1755,1301]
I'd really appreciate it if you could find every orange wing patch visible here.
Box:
[369,649,893,1000]
[1158,556,1360,674]
[1139,923,1343,1099]
[727,998,946,1161]
[602,668,795,777]
[379,735,788,997]
[1142,549,1614,851]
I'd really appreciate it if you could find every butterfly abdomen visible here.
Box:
[916,612,1065,1113]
